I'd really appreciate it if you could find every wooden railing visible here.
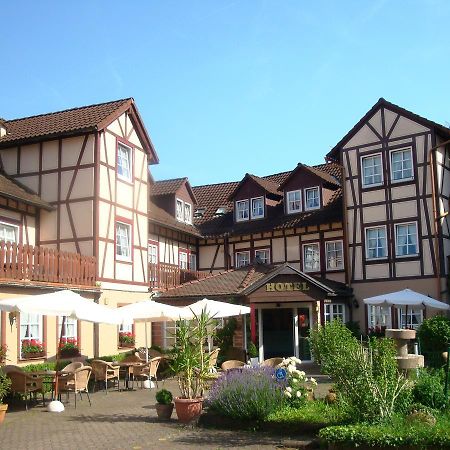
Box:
[149,262,210,290]
[0,241,96,287]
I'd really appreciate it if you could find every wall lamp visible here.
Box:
[9,311,17,329]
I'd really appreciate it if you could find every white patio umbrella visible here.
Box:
[181,298,251,352]
[114,300,189,363]
[0,290,120,412]
[363,288,449,329]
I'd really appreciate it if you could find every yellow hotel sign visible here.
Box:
[265,282,309,292]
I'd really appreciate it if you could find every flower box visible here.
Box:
[21,339,45,359]
[58,338,80,358]
[22,351,45,359]
[118,332,135,347]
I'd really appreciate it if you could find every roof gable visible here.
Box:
[327,98,450,160]
[279,163,340,190]
[227,173,281,201]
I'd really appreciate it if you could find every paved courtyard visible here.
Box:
[0,368,331,450]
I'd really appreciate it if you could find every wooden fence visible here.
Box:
[0,241,96,287]
[149,262,209,290]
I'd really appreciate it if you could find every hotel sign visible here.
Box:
[265,282,309,292]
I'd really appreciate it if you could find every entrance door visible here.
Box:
[261,308,294,359]
[297,307,311,360]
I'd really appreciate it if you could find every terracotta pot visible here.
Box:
[174,397,203,424]
[0,404,7,424]
[155,402,174,421]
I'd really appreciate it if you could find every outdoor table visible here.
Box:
[31,370,60,399]
[113,362,144,390]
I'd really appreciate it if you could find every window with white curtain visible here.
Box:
[398,308,423,329]
[117,143,132,181]
[179,251,188,269]
[326,241,344,270]
[368,306,391,329]
[255,248,270,264]
[184,202,192,224]
[305,187,320,210]
[116,222,131,261]
[148,243,158,264]
[251,197,264,219]
[395,222,418,256]
[59,316,77,339]
[324,304,345,323]
[235,251,250,268]
[303,243,320,272]
[176,199,184,222]
[362,154,383,187]
[189,253,197,271]
[0,222,18,243]
[236,200,249,222]
[365,226,387,259]
[20,313,43,355]
[287,190,302,213]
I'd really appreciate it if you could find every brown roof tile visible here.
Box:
[0,98,132,147]
[150,178,188,196]
[0,172,52,210]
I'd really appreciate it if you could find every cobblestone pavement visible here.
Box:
[0,371,331,450]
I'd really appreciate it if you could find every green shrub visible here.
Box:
[319,413,450,448]
[309,321,412,422]
[0,368,11,403]
[247,341,258,358]
[413,368,447,410]
[345,320,361,338]
[155,389,173,405]
[418,316,450,353]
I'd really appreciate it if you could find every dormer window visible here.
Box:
[251,197,264,219]
[305,187,320,210]
[236,200,249,222]
[194,208,206,218]
[176,199,184,221]
[287,190,302,214]
[215,207,227,216]
[184,202,192,224]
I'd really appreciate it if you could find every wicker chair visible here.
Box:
[61,361,84,374]
[221,359,246,371]
[90,360,120,393]
[3,366,45,410]
[261,357,284,368]
[208,348,220,372]
[57,366,92,409]
[132,356,162,388]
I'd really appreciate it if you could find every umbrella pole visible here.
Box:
[145,320,149,363]
[54,315,65,400]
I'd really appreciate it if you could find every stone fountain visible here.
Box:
[385,329,424,372]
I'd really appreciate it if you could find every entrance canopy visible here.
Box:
[363,288,449,310]
[0,290,120,324]
[181,298,250,319]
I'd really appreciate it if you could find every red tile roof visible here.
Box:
[227,173,282,200]
[0,99,132,147]
[150,178,188,196]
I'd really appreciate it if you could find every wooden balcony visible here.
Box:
[149,262,210,290]
[0,241,96,287]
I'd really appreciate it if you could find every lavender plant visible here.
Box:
[207,366,284,420]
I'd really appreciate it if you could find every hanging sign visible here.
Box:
[265,282,309,292]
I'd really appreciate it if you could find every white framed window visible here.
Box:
[303,243,320,272]
[365,226,387,260]
[116,221,132,261]
[176,199,184,222]
[20,313,43,356]
[179,251,188,269]
[235,251,250,268]
[390,148,413,182]
[326,240,344,270]
[0,221,18,243]
[251,197,264,219]
[255,248,270,264]
[189,253,197,271]
[361,153,383,187]
[287,190,302,214]
[236,200,249,222]
[398,307,423,330]
[368,305,391,329]
[117,143,132,182]
[324,304,345,323]
[184,202,192,224]
[304,187,320,210]
[148,243,158,264]
[119,322,133,333]
[395,222,418,257]
[59,316,77,340]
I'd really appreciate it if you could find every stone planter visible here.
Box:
[155,403,174,421]
[174,397,203,424]
[0,404,7,424]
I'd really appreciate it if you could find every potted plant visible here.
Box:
[119,332,135,348]
[169,310,214,424]
[155,389,174,420]
[0,345,7,365]
[0,356,11,423]
[58,338,81,358]
[21,339,45,359]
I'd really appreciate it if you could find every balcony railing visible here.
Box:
[149,262,210,290]
[0,241,96,287]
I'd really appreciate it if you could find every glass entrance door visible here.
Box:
[297,307,311,360]
[261,308,294,359]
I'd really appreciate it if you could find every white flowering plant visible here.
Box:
[279,356,318,408]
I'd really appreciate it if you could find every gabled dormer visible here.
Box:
[227,173,282,223]
[149,177,197,225]
[279,163,340,215]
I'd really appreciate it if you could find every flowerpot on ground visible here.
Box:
[0,404,7,424]
[155,402,174,420]
[174,397,203,424]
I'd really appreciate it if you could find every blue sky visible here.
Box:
[1,1,449,185]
